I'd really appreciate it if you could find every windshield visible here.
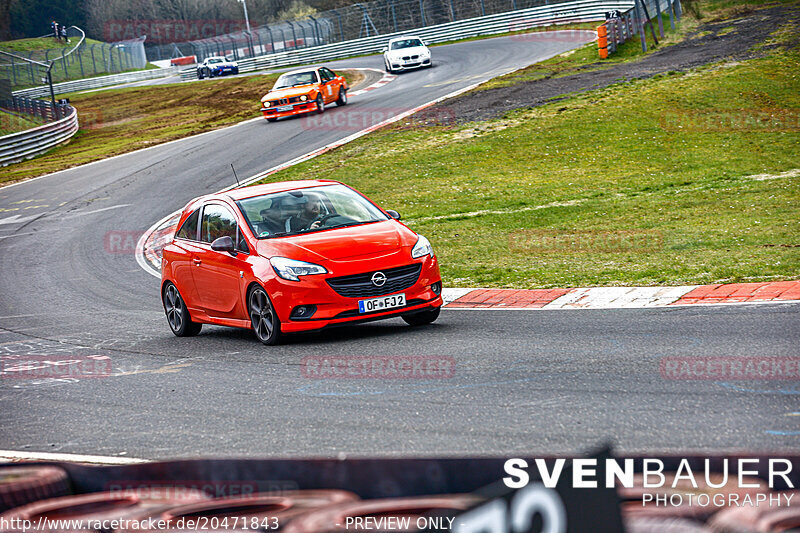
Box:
[391,39,423,50]
[207,58,224,64]
[273,71,318,89]
[237,184,389,238]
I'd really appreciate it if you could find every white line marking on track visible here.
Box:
[65,204,131,218]
[0,450,148,464]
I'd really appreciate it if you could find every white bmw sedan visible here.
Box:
[382,36,432,73]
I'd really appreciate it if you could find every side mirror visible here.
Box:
[211,236,236,254]
[381,47,388,53]
[386,209,401,220]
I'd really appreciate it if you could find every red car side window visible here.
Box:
[175,209,200,240]
[201,204,238,243]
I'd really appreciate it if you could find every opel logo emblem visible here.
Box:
[371,271,387,287]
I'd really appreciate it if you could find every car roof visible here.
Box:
[388,35,422,42]
[224,180,342,201]
[279,67,321,76]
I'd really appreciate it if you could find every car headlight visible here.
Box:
[270,257,327,281]
[300,95,308,101]
[411,235,434,259]
[262,101,270,107]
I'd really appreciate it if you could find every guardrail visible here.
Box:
[12,66,180,99]
[0,96,78,166]
[179,0,635,80]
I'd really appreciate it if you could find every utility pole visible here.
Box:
[239,0,251,33]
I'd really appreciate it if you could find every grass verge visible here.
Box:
[252,36,800,288]
[0,70,361,185]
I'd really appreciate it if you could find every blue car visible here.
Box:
[197,56,240,79]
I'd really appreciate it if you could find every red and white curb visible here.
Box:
[442,281,800,309]
[348,68,397,96]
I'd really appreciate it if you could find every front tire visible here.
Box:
[384,58,393,74]
[249,286,282,345]
[402,307,440,326]
[336,88,347,106]
[315,94,325,114]
[163,282,202,337]
[198,70,204,79]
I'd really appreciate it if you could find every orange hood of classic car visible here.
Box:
[261,84,319,102]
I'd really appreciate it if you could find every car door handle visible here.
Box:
[193,259,202,265]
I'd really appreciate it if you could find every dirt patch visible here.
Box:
[435,2,800,123]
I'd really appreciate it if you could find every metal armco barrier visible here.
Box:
[0,96,79,166]
[11,67,180,99]
[180,0,636,80]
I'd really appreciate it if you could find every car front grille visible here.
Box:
[326,263,422,298]
[269,96,302,106]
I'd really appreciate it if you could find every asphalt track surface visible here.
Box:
[0,34,798,460]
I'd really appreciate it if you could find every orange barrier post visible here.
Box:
[597,24,609,59]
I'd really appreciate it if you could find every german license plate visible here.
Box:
[275,105,293,112]
[358,293,406,313]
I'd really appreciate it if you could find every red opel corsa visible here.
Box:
[160,180,443,344]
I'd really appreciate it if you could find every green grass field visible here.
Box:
[252,25,800,288]
[0,111,45,136]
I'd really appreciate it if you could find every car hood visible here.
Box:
[388,46,428,57]
[262,85,317,101]
[257,220,418,263]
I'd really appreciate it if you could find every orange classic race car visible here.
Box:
[260,67,348,122]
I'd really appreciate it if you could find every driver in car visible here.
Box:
[289,192,324,232]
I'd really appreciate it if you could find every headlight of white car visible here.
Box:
[411,235,434,259]
[270,257,327,281]
[300,95,308,101]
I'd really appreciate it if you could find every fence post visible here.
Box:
[635,0,647,52]
[77,43,84,77]
[391,1,399,32]
[27,53,35,86]
[479,0,486,17]
[61,48,68,78]
[419,0,427,27]
[10,55,16,86]
[674,0,682,20]
[448,0,455,21]
[288,21,298,50]
[266,26,276,52]
[668,0,675,29]
[656,0,664,38]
